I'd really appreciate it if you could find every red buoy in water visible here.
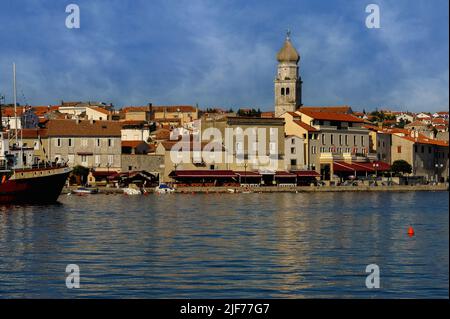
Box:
[408,226,415,237]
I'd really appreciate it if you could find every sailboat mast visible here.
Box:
[13,62,18,146]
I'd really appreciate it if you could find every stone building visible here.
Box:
[274,32,302,117]
[43,119,122,173]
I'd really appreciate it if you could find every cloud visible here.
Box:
[0,0,447,112]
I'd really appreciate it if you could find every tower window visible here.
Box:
[281,88,285,95]
[286,87,290,95]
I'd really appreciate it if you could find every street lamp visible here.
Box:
[373,163,379,178]
[435,163,444,183]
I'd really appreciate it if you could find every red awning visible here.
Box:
[234,171,262,177]
[291,170,321,177]
[353,161,391,171]
[169,170,237,178]
[334,161,391,173]
[333,161,357,172]
[275,171,297,177]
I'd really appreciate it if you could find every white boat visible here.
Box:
[155,183,175,194]
[71,187,99,195]
[123,187,142,195]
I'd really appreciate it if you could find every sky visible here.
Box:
[0,0,448,112]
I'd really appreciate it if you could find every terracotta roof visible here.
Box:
[260,111,274,118]
[381,128,410,135]
[400,134,449,147]
[432,118,447,124]
[1,107,25,117]
[299,106,352,114]
[293,120,318,132]
[154,128,171,140]
[405,120,428,127]
[90,106,110,115]
[120,120,148,126]
[153,105,197,113]
[122,106,150,113]
[122,105,197,113]
[20,128,48,138]
[46,119,122,137]
[362,124,380,131]
[32,106,60,116]
[299,110,363,123]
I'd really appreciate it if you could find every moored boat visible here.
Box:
[155,183,175,194]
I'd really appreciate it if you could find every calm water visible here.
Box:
[0,191,448,298]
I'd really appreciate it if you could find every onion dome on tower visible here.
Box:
[276,30,300,63]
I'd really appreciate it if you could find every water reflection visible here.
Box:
[0,192,448,298]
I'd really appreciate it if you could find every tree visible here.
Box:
[71,165,90,185]
[391,160,412,175]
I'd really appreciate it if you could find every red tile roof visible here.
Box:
[299,106,352,114]
[293,120,318,132]
[299,110,364,123]
[46,119,122,137]
[400,134,449,147]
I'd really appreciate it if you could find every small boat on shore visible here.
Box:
[155,183,175,194]
[71,187,99,195]
[123,187,141,195]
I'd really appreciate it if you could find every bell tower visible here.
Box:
[274,31,302,117]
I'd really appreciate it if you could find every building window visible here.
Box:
[291,138,295,144]
[97,139,101,147]
[81,155,87,164]
[428,146,432,154]
[345,135,348,146]
[291,147,295,154]
[281,88,285,96]
[286,87,290,95]
[397,146,402,153]
[311,146,316,154]
[421,145,424,153]
[361,136,364,146]
[290,159,297,166]
[339,135,343,145]
[55,138,61,147]
[354,136,357,145]
[321,134,325,145]
[108,139,113,147]
[68,138,73,147]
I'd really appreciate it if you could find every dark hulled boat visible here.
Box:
[0,165,72,204]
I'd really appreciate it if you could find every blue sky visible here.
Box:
[0,0,448,112]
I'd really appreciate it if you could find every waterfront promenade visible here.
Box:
[63,184,448,194]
